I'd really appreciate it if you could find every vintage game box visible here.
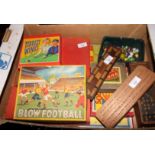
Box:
[19,34,61,66]
[90,90,134,117]
[91,90,114,116]
[13,65,87,122]
[91,63,128,90]
[90,116,134,129]
[61,37,90,76]
[98,37,145,63]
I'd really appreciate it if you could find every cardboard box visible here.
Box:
[147,24,155,68]
[0,24,154,129]
[0,25,23,97]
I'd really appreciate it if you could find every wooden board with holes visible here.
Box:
[87,46,122,100]
[96,66,155,128]
[128,62,155,126]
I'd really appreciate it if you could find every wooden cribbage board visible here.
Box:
[128,62,155,126]
[96,66,155,128]
[87,46,121,100]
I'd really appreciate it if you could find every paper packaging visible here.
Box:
[0,24,24,97]
[0,24,154,129]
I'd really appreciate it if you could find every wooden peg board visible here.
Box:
[87,46,122,100]
[96,66,155,128]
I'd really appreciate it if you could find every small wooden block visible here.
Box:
[98,68,106,76]
[92,66,99,75]
[97,64,107,74]
[98,61,104,67]
[105,63,113,71]
[87,74,94,83]
[101,71,108,79]
[95,72,102,79]
[87,83,98,99]
[96,79,103,87]
[87,84,93,96]
[88,75,98,85]
[96,66,155,128]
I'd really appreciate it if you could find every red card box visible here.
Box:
[61,38,90,76]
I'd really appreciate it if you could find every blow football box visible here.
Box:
[13,65,87,122]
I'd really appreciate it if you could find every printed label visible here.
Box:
[0,52,12,70]
[77,42,88,48]
[129,76,141,88]
[104,55,113,65]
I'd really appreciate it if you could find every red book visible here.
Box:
[61,37,90,76]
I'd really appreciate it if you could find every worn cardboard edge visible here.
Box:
[0,30,23,120]
[147,25,155,71]
[0,25,24,96]
[24,24,148,42]
[0,119,136,130]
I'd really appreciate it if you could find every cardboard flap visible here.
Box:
[0,25,24,122]
[24,24,147,43]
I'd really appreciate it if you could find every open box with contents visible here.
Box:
[0,24,154,129]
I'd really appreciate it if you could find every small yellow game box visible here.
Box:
[20,34,61,66]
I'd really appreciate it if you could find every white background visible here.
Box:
[0,0,154,24]
[0,0,155,155]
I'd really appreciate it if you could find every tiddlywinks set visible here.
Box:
[4,34,155,129]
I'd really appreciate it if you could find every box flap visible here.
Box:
[0,24,24,97]
[147,24,155,63]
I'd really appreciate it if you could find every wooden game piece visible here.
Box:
[96,66,155,128]
[87,46,122,100]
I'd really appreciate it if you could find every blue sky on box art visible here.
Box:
[35,66,84,80]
